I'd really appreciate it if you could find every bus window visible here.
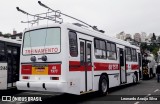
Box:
[12,47,20,82]
[23,28,61,55]
[126,47,132,61]
[106,42,116,60]
[69,31,78,57]
[94,39,106,59]
[0,42,6,61]
[87,43,91,63]
[80,42,84,64]
[132,49,137,62]
[7,46,12,83]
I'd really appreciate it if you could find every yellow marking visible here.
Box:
[32,66,48,75]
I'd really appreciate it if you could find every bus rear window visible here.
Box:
[23,28,61,55]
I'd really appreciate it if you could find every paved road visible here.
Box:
[0,78,160,104]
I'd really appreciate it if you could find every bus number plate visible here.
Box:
[32,64,48,75]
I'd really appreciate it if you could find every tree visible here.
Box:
[140,42,147,49]
[3,33,11,38]
[152,47,159,57]
[0,31,2,35]
[151,33,156,42]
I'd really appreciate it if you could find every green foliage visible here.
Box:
[140,42,147,49]
[3,33,11,38]
[152,47,159,57]
[3,33,11,36]
[140,41,159,58]
[0,31,2,35]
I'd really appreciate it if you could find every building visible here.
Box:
[125,34,132,39]
[148,33,153,39]
[134,33,141,42]
[141,32,147,42]
[9,32,22,41]
[116,31,125,40]
[147,33,154,42]
[125,37,132,42]
[2,30,22,41]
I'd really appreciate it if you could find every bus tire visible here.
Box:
[98,75,108,96]
[133,73,138,84]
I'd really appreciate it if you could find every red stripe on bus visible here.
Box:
[69,61,92,71]
[131,64,139,70]
[69,61,138,71]
[94,62,120,71]
[126,64,128,70]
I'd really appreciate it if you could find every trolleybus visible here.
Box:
[16,1,141,95]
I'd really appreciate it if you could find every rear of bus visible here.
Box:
[16,24,69,93]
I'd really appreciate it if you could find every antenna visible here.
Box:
[38,1,105,33]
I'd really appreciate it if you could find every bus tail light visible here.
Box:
[22,76,30,79]
[50,77,59,80]
[21,65,32,74]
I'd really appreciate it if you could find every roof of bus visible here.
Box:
[65,23,140,50]
[0,37,21,44]
[24,22,139,49]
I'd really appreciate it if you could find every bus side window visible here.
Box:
[106,42,116,60]
[126,47,132,61]
[69,31,78,57]
[0,42,6,61]
[80,42,84,64]
[87,43,91,63]
[132,49,137,62]
[94,39,106,59]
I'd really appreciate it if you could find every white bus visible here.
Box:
[16,22,141,95]
[16,2,141,95]
[0,38,21,90]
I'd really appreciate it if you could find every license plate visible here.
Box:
[32,64,48,75]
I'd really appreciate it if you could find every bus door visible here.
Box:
[138,53,141,79]
[119,48,126,84]
[80,39,93,92]
[7,45,20,87]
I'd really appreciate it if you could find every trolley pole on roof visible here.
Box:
[16,7,54,20]
[38,1,93,29]
[16,1,105,33]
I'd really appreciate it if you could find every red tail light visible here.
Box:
[21,65,32,74]
[50,77,59,80]
[22,76,29,79]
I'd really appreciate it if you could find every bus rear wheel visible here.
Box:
[98,75,108,95]
[133,73,138,84]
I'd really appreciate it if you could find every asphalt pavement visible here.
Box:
[0,77,160,104]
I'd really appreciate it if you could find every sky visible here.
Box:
[0,0,160,37]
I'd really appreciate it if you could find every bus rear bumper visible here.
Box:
[16,81,67,92]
